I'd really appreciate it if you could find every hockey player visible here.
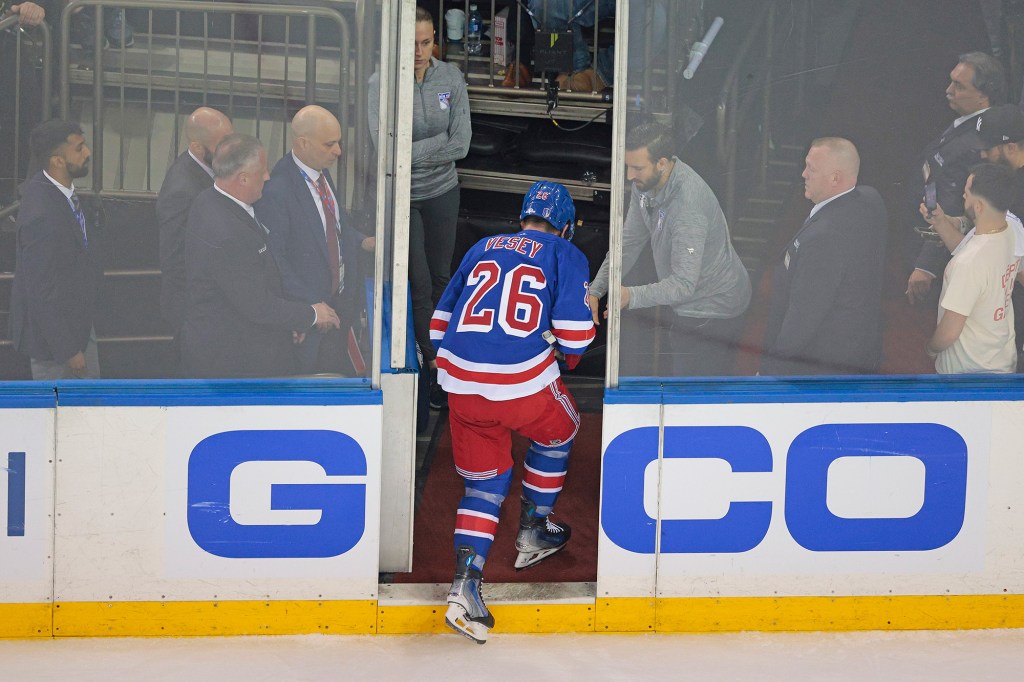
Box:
[430,181,596,644]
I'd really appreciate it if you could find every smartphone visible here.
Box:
[924,182,937,215]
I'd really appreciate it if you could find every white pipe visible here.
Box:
[683,16,724,80]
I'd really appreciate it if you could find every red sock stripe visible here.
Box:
[456,510,499,537]
[523,467,566,492]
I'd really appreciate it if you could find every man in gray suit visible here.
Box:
[762,137,888,375]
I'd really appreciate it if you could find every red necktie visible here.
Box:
[315,173,341,293]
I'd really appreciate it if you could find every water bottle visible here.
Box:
[466,4,482,55]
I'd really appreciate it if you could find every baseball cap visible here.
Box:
[976,104,1024,148]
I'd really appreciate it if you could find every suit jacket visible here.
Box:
[8,172,101,363]
[254,154,361,364]
[180,187,315,378]
[911,114,985,276]
[156,150,214,331]
[762,186,888,375]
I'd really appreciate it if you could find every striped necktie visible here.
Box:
[70,192,88,249]
[315,173,341,293]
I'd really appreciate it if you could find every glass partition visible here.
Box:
[1,0,396,383]
[604,0,1024,383]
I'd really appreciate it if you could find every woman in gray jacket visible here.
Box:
[369,7,472,398]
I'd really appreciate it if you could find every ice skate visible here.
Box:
[445,546,494,644]
[514,498,571,570]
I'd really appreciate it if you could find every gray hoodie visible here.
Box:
[368,57,472,201]
[591,159,751,319]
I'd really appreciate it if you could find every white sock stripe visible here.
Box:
[454,529,495,541]
[456,465,499,480]
[456,509,500,523]
[522,481,564,494]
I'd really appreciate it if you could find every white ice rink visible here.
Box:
[2,630,1023,681]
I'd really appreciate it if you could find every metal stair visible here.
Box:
[729,142,805,273]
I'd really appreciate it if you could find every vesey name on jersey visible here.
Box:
[484,235,545,258]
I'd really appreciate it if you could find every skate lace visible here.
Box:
[545,517,564,533]
[477,580,488,608]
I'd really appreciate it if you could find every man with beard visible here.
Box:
[927,163,1018,374]
[157,107,233,349]
[8,119,102,379]
[588,122,751,375]
[921,104,1024,370]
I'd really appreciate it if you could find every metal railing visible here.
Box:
[716,0,776,224]
[58,0,356,204]
[0,13,52,223]
[428,0,615,120]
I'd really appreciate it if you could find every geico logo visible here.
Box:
[601,424,968,554]
[187,430,367,559]
[4,452,26,537]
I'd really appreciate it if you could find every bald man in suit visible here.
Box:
[762,137,888,375]
[181,133,341,378]
[157,107,233,341]
[255,105,371,374]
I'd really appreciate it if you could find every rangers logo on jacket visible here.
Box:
[430,230,596,401]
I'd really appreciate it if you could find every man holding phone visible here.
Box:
[920,104,1024,370]
[905,52,1006,304]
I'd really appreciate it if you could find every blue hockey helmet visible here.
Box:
[520,180,576,240]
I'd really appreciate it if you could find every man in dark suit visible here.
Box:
[156,106,233,342]
[180,133,341,378]
[255,105,372,374]
[905,52,1006,305]
[8,119,102,379]
[762,137,888,375]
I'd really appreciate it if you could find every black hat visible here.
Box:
[976,104,1024,148]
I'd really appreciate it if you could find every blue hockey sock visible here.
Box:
[453,468,512,570]
[521,439,572,518]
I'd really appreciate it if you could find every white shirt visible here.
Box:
[952,211,1024,259]
[292,152,340,238]
[807,186,855,221]
[214,184,256,221]
[188,149,216,179]
[953,107,989,129]
[936,227,1018,374]
[292,152,344,293]
[43,171,86,242]
[43,169,75,206]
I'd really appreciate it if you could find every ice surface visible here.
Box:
[2,630,1023,681]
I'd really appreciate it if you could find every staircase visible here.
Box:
[728,142,806,275]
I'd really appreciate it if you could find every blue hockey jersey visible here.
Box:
[430,229,596,401]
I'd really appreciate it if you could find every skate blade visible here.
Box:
[445,603,489,644]
[514,543,565,570]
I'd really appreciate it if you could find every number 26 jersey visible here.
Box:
[430,230,596,401]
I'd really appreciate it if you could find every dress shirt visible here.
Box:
[214,184,257,221]
[42,170,76,210]
[807,187,855,221]
[952,107,989,129]
[291,151,340,238]
[187,149,216,178]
